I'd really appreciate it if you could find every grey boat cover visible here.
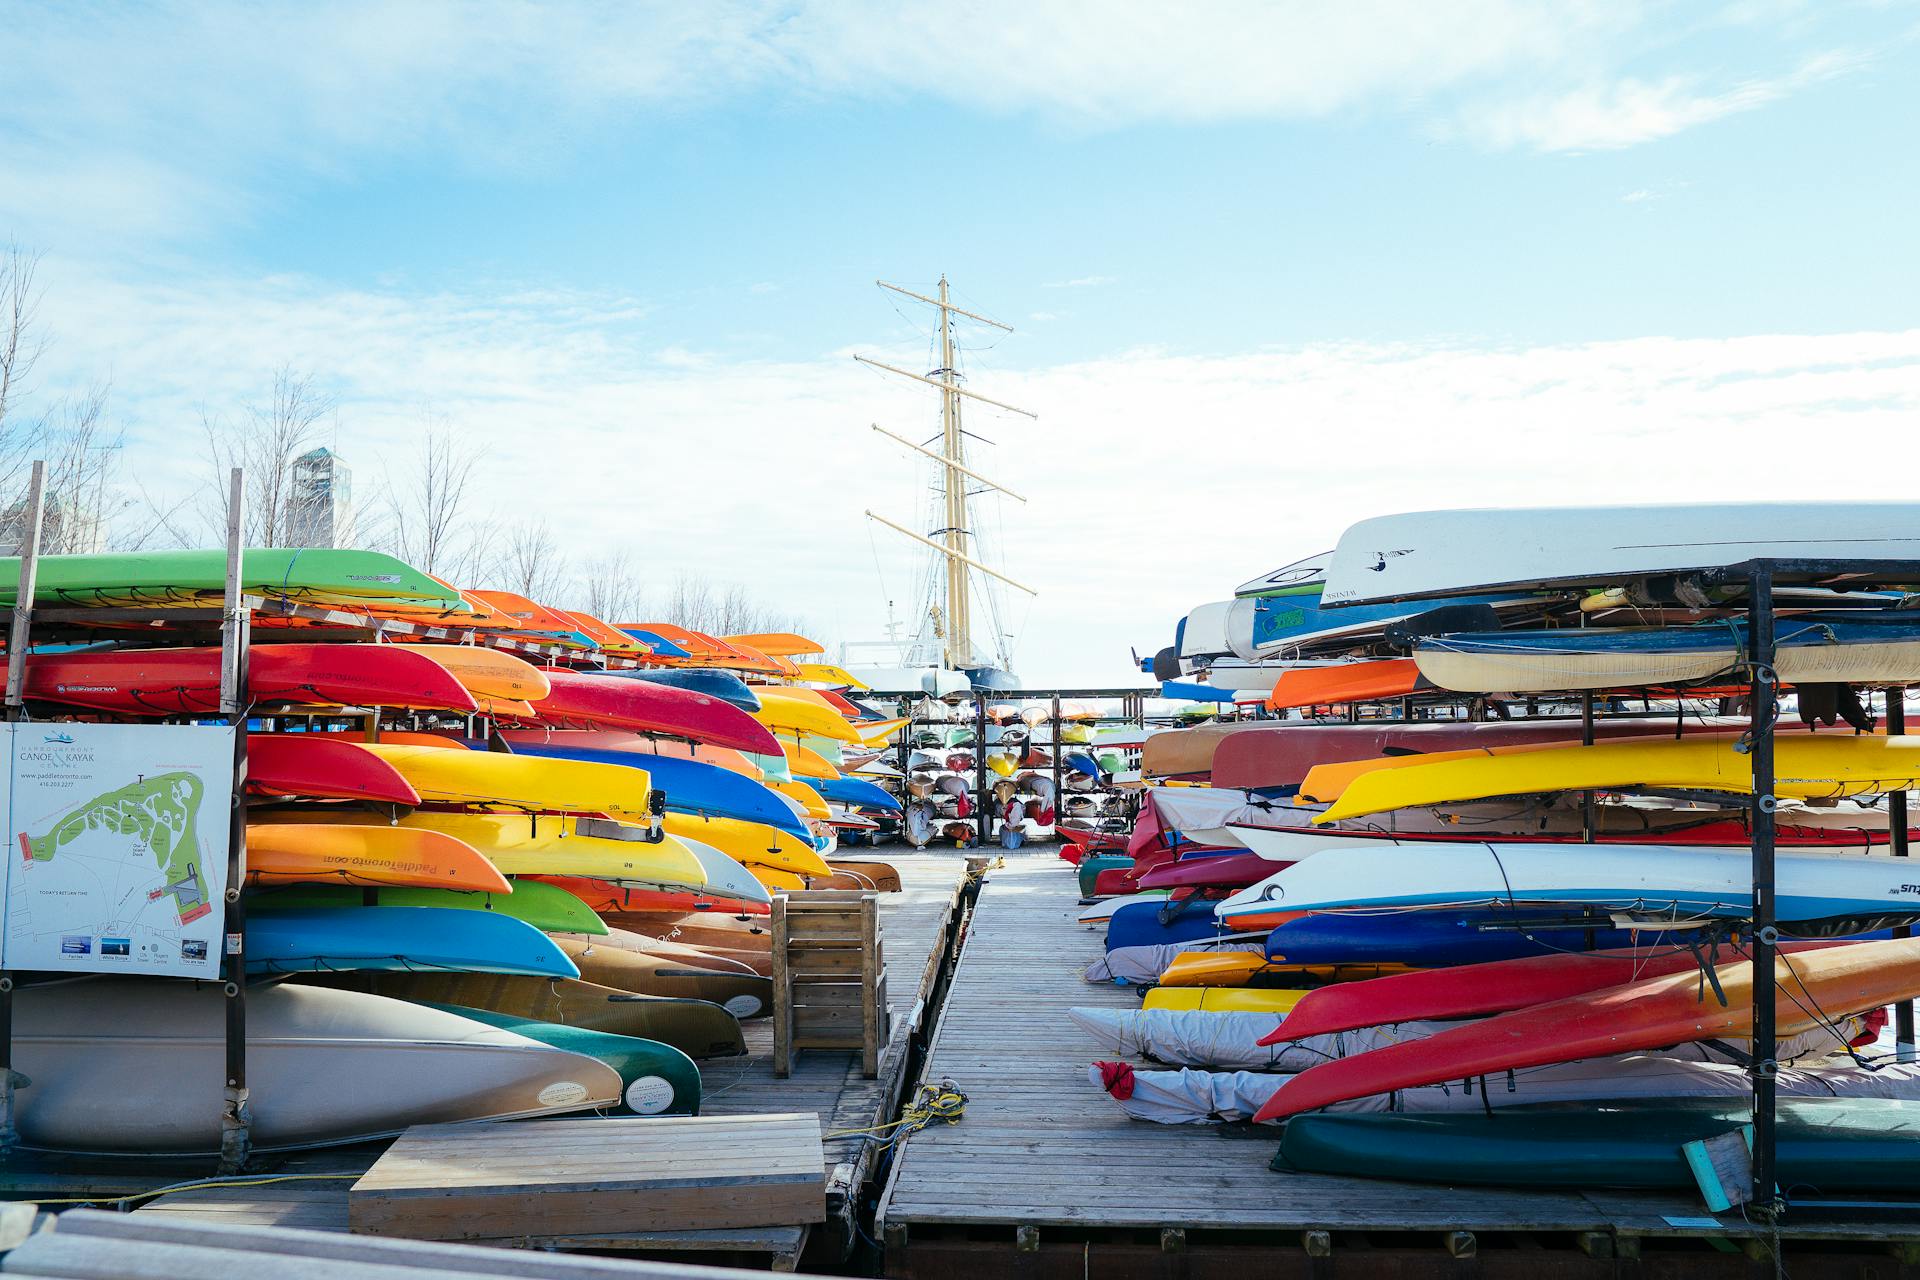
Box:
[1082,940,1266,986]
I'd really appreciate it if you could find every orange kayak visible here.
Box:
[245,823,509,893]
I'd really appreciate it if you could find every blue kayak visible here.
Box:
[509,742,808,838]
[1105,897,1231,951]
[1261,910,1661,968]
[246,907,578,977]
[619,667,761,713]
[618,628,692,659]
[811,776,902,813]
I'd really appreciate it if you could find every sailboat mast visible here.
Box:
[937,276,970,670]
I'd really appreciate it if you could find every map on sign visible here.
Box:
[1,723,236,976]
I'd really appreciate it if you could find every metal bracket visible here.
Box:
[217,1084,252,1173]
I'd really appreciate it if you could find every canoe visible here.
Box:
[1251,935,1920,1121]
[244,823,510,893]
[823,860,903,892]
[662,813,833,879]
[0,547,459,611]
[514,670,780,754]
[25,645,478,715]
[1264,940,1837,1043]
[397,644,551,703]
[304,972,747,1058]
[246,735,420,805]
[511,742,809,838]
[251,878,606,935]
[1317,734,1920,824]
[1141,987,1308,1014]
[246,907,578,977]
[1320,502,1920,607]
[551,936,772,1018]
[10,980,618,1153]
[1263,909,1659,967]
[361,743,653,816]
[1275,1099,1920,1191]
[420,1003,700,1116]
[1213,838,1920,931]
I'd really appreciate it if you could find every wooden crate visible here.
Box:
[348,1114,826,1242]
[772,890,887,1078]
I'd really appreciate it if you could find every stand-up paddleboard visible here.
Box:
[551,937,772,1018]
[25,644,479,715]
[247,735,420,805]
[1252,936,1919,1121]
[246,907,578,977]
[253,879,606,935]
[515,669,780,754]
[0,547,459,611]
[308,972,747,1058]
[244,823,509,893]
[9,980,619,1153]
[1318,734,1920,824]
[1216,839,1920,931]
[417,1003,701,1116]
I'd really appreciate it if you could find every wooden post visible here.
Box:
[861,895,882,1077]
[0,461,44,1156]
[218,468,252,1173]
[770,894,792,1078]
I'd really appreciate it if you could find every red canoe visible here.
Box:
[1137,850,1280,893]
[1262,939,1844,1044]
[247,735,421,805]
[25,645,479,715]
[510,670,779,754]
[1251,938,1907,1122]
[529,874,772,916]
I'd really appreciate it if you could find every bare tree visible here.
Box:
[0,244,46,479]
[380,420,491,581]
[202,366,336,545]
[575,548,644,621]
[499,518,566,600]
[652,571,812,639]
[36,383,122,553]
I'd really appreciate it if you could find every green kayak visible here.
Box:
[422,1002,701,1116]
[250,880,607,935]
[0,548,459,610]
[1078,854,1134,897]
[1275,1099,1920,1193]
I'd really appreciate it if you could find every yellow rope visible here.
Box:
[17,1173,359,1207]
[827,1079,966,1149]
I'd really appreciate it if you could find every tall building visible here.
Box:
[287,447,352,547]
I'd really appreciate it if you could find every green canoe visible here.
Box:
[250,880,607,935]
[422,1002,701,1116]
[0,548,459,610]
[1275,1099,1920,1192]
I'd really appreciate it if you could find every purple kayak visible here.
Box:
[1136,851,1280,892]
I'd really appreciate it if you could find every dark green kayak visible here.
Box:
[1078,854,1134,897]
[250,880,607,935]
[0,548,459,610]
[1275,1099,1920,1192]
[422,1002,701,1116]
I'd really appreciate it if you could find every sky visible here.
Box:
[4,1,1919,685]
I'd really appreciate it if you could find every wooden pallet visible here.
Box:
[772,890,888,1078]
[349,1114,827,1242]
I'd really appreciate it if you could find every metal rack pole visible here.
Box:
[1747,570,1780,1214]
[0,461,45,1157]
[218,469,252,1173]
[1050,695,1062,830]
[973,694,990,847]
[1892,688,1915,1061]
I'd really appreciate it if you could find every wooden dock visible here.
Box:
[118,854,972,1270]
[877,857,1920,1278]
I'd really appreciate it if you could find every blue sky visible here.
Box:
[5,2,1920,683]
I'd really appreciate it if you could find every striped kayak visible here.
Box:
[251,879,606,935]
[0,547,458,610]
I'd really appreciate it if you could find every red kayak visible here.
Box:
[1252,937,1909,1122]
[529,874,772,916]
[1137,850,1280,893]
[1262,940,1844,1045]
[247,735,421,805]
[510,670,779,754]
[25,645,478,715]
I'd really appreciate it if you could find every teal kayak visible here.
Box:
[421,1003,701,1116]
[1275,1099,1920,1192]
[250,879,607,935]
[1078,854,1134,898]
[0,548,459,610]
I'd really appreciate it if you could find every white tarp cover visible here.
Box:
[1088,1022,1869,1124]
[1071,1007,1456,1071]
[1082,941,1265,986]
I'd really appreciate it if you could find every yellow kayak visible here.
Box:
[794,662,868,690]
[1157,952,1413,988]
[1318,734,1920,824]
[772,779,830,820]
[1142,987,1308,1014]
[269,811,708,890]
[754,688,860,743]
[397,645,551,704]
[780,740,842,781]
[360,743,652,818]
[662,813,833,879]
[856,716,908,747]
[723,632,825,658]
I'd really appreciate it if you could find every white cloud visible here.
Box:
[27,259,1920,684]
[1043,276,1116,290]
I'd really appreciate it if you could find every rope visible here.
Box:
[16,1172,359,1207]
[827,1078,967,1151]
